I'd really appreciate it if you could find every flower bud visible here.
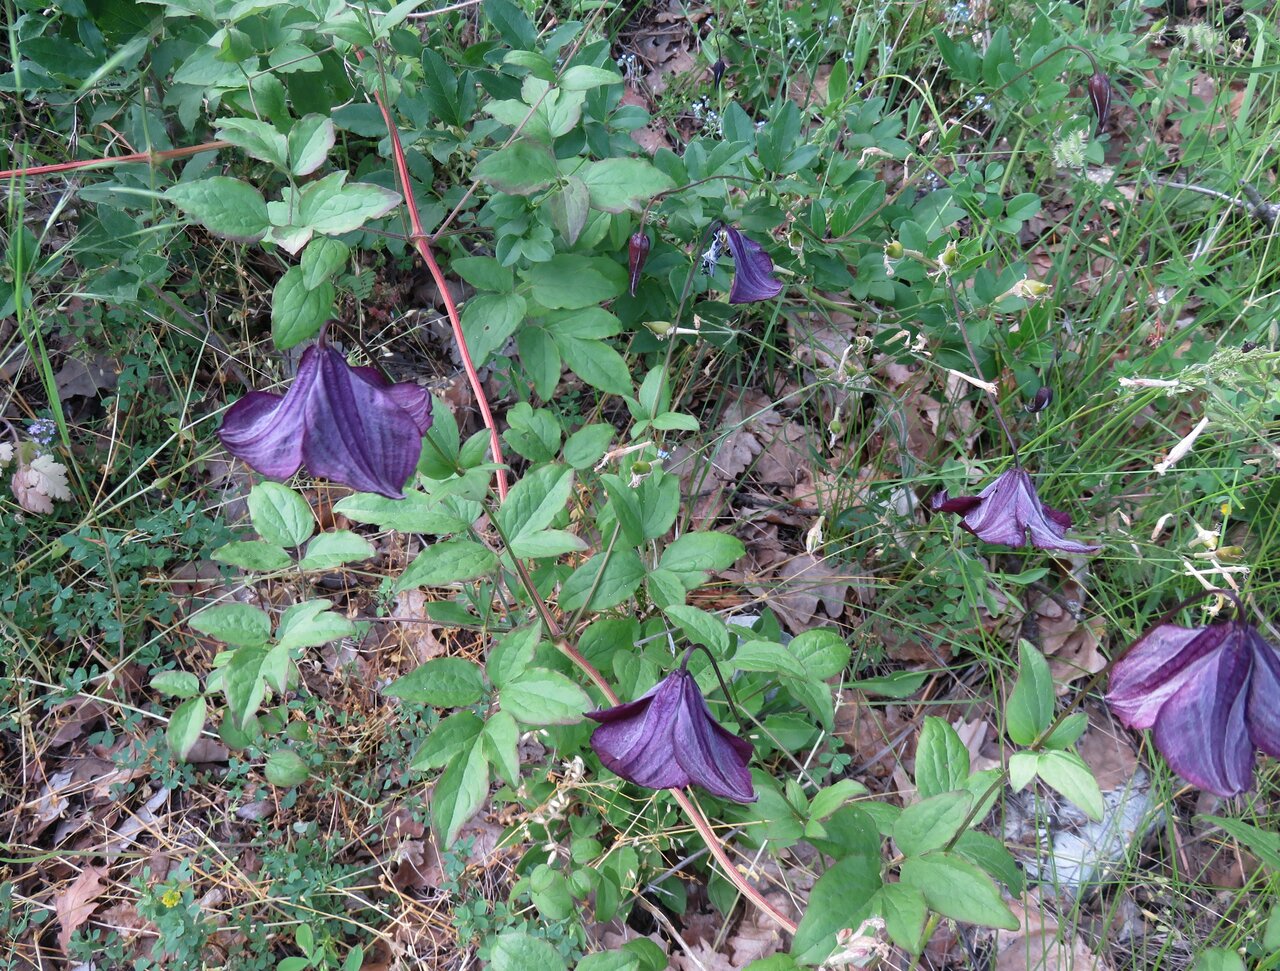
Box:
[644,319,675,338]
[884,240,904,260]
[940,240,959,269]
[628,231,651,296]
[631,460,651,476]
[1027,386,1053,413]
[711,58,727,88]
[1088,71,1112,136]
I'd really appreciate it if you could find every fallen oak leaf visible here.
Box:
[57,863,108,954]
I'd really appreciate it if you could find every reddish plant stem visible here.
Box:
[358,46,791,936]
[0,141,232,180]
[357,49,509,500]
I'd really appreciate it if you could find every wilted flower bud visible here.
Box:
[1088,71,1112,136]
[628,231,651,296]
[884,240,905,260]
[1027,386,1053,413]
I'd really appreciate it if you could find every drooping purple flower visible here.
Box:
[628,231,650,296]
[1088,71,1112,136]
[586,668,757,803]
[218,343,432,499]
[1107,616,1280,796]
[933,467,1098,554]
[724,226,783,305]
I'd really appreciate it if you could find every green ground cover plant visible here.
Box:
[4,0,1280,967]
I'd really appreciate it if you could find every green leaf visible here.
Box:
[1006,639,1054,745]
[899,851,1020,931]
[510,529,587,558]
[288,113,336,176]
[275,600,356,651]
[489,931,567,971]
[385,657,485,707]
[663,604,729,655]
[558,64,623,90]
[554,336,632,396]
[516,326,562,399]
[461,292,527,366]
[849,671,929,698]
[265,748,310,787]
[395,539,498,592]
[559,550,644,611]
[1264,901,1280,950]
[167,696,207,761]
[914,716,970,798]
[248,481,316,547]
[563,423,614,469]
[297,530,376,571]
[1008,750,1039,792]
[190,603,272,648]
[547,175,590,244]
[496,464,573,541]
[272,265,334,349]
[1035,750,1103,821]
[528,254,626,309]
[297,172,401,234]
[300,237,349,290]
[421,47,463,126]
[333,490,471,535]
[953,830,1024,894]
[451,256,512,292]
[411,711,484,771]
[578,157,676,213]
[486,625,539,689]
[788,628,850,680]
[223,644,275,728]
[807,779,869,821]
[659,532,745,574]
[869,883,927,954]
[1192,949,1246,971]
[433,740,489,847]
[893,791,973,857]
[732,640,808,678]
[576,952,640,971]
[213,540,293,571]
[166,177,269,242]
[1041,711,1088,750]
[473,140,559,194]
[791,853,882,963]
[151,671,201,699]
[501,669,591,726]
[215,117,288,169]
[482,709,519,785]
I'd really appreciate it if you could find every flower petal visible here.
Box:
[301,347,429,498]
[724,227,783,304]
[674,674,757,803]
[943,469,1099,553]
[1153,638,1253,797]
[1107,622,1225,729]
[1246,627,1280,758]
[217,346,321,480]
[588,675,691,791]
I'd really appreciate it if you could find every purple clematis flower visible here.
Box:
[724,226,784,305]
[218,343,432,499]
[1107,613,1280,796]
[933,467,1098,554]
[586,667,757,803]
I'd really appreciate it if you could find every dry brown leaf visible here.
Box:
[752,553,849,632]
[57,864,108,954]
[994,893,1112,971]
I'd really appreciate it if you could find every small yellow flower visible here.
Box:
[161,887,182,908]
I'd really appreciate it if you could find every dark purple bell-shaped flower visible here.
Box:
[587,667,756,803]
[218,342,432,499]
[1107,614,1280,796]
[628,231,650,296]
[724,226,784,305]
[933,467,1098,554]
[1088,71,1112,136]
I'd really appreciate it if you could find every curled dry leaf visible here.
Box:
[57,864,108,954]
[994,892,1113,971]
[12,452,72,513]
